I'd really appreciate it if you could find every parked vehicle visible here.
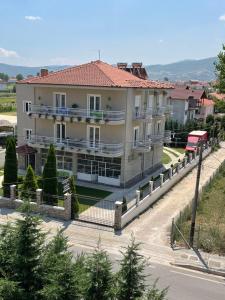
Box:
[185,130,208,152]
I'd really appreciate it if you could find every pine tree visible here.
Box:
[215,44,225,93]
[20,165,38,201]
[85,242,113,300]
[0,279,24,300]
[3,137,17,197]
[69,176,79,218]
[42,144,58,205]
[116,236,147,300]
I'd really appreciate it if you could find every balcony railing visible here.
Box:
[133,106,171,119]
[28,135,124,157]
[28,105,125,122]
[133,108,152,120]
[133,140,152,152]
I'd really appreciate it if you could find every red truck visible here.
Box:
[185,130,208,152]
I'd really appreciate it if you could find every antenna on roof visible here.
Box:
[98,50,101,61]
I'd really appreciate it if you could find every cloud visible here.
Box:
[219,14,225,21]
[25,16,42,21]
[0,47,19,58]
[159,39,164,43]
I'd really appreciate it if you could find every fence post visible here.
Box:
[136,190,140,206]
[10,184,16,201]
[64,193,72,221]
[169,168,172,179]
[149,181,154,195]
[114,200,123,230]
[176,163,180,173]
[36,188,43,206]
[170,218,175,248]
[183,156,187,168]
[193,151,196,160]
[160,173,164,187]
[189,152,192,162]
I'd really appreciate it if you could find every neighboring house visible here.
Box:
[117,62,148,80]
[209,92,225,101]
[195,98,214,121]
[8,77,17,84]
[0,80,8,91]
[16,60,173,187]
[169,86,207,124]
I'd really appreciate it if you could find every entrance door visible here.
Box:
[88,126,100,148]
[55,123,66,143]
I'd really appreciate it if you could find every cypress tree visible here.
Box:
[3,137,17,197]
[116,236,147,300]
[215,44,225,93]
[21,165,38,201]
[69,176,79,218]
[42,144,58,205]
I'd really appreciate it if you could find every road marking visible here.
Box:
[171,270,225,285]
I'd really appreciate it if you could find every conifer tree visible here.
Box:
[42,144,58,205]
[116,236,147,300]
[21,165,38,201]
[3,137,17,197]
[215,44,225,93]
[69,176,79,218]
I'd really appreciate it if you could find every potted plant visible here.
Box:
[86,117,91,123]
[78,116,82,122]
[72,103,79,109]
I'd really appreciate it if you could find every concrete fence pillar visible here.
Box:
[183,156,188,168]
[36,189,43,206]
[149,181,154,195]
[10,184,16,201]
[136,190,140,206]
[114,200,123,230]
[64,193,72,221]
[193,151,196,160]
[189,153,193,162]
[169,168,172,179]
[176,163,180,173]
[160,174,164,187]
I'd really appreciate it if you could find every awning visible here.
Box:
[187,136,199,143]
[16,144,37,155]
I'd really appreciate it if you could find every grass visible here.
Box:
[162,152,172,164]
[174,148,185,154]
[0,111,17,116]
[164,148,179,157]
[174,165,225,255]
[0,97,16,104]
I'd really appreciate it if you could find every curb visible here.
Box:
[170,262,225,278]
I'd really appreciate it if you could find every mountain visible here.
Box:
[0,63,69,77]
[146,57,217,81]
[0,56,217,81]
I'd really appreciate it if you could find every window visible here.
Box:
[133,126,139,146]
[23,101,31,113]
[147,95,154,108]
[54,93,66,107]
[24,129,32,141]
[55,123,66,142]
[87,125,100,148]
[87,95,101,111]
[146,123,152,139]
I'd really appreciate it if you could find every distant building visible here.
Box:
[0,79,7,91]
[169,86,213,124]
[8,77,17,84]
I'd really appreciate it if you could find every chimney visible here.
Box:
[132,62,142,69]
[117,63,128,69]
[40,68,48,77]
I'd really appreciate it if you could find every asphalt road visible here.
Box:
[71,244,225,300]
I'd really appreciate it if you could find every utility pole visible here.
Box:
[189,142,203,247]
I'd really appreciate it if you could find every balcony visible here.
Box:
[164,105,173,115]
[133,108,152,120]
[164,130,172,143]
[151,134,164,145]
[133,140,152,152]
[27,135,124,157]
[28,105,125,125]
[133,107,169,120]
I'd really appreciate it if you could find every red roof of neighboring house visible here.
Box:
[16,144,37,155]
[202,98,214,107]
[18,60,173,89]
[169,86,205,100]
[209,92,225,101]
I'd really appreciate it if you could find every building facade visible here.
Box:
[16,60,173,187]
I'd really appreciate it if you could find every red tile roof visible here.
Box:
[18,60,173,89]
[16,144,37,155]
[169,86,205,100]
[202,98,214,107]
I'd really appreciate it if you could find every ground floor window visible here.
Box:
[41,149,73,171]
[77,154,121,179]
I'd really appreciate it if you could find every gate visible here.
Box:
[74,194,115,227]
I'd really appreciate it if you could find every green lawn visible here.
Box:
[0,97,16,104]
[174,166,225,255]
[165,148,179,157]
[174,147,185,154]
[162,152,172,164]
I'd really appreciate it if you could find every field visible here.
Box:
[162,152,171,164]
[174,164,225,255]
[0,93,16,115]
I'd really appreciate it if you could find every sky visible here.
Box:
[1,0,225,66]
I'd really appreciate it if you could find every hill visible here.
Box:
[146,57,217,81]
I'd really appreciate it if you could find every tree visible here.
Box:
[85,242,113,300]
[215,44,225,93]
[0,72,9,82]
[206,114,214,125]
[3,137,17,197]
[69,176,79,218]
[16,74,24,81]
[0,279,24,300]
[116,236,147,300]
[144,280,168,300]
[20,165,38,201]
[42,144,58,205]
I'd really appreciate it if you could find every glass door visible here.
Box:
[55,123,66,143]
[54,93,66,114]
[88,95,101,117]
[88,126,100,148]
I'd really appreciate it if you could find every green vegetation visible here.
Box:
[69,176,79,217]
[20,165,38,200]
[174,148,185,154]
[164,148,179,158]
[3,137,17,197]
[162,152,171,164]
[0,210,167,299]
[215,44,225,93]
[0,97,16,104]
[76,185,111,198]
[174,163,225,255]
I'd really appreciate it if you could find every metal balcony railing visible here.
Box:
[133,140,152,152]
[28,135,124,156]
[29,105,125,122]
